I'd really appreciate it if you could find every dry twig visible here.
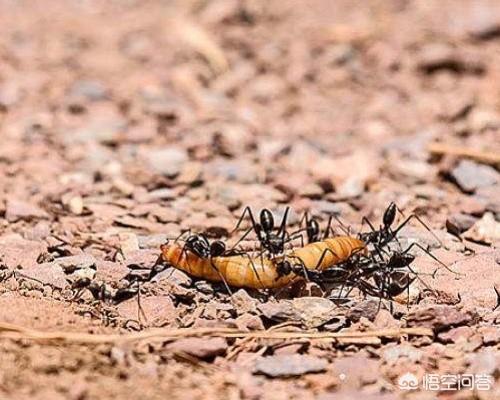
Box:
[0,321,433,345]
[428,142,500,166]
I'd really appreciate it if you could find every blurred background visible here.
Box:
[0,0,498,233]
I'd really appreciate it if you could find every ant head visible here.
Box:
[402,253,415,264]
[260,209,274,232]
[393,251,415,264]
[276,260,291,276]
[383,202,397,228]
[210,240,226,257]
[386,271,416,296]
[387,251,415,269]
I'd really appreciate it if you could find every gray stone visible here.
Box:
[146,147,188,177]
[254,354,327,377]
[450,160,499,193]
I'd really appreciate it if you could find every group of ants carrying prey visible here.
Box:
[157,203,458,303]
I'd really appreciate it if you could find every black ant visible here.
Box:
[358,251,417,298]
[164,230,231,263]
[172,232,231,292]
[230,206,292,257]
[294,212,338,244]
[230,207,345,286]
[286,243,423,307]
[357,269,416,300]
[351,202,459,277]
[164,231,257,293]
[359,202,443,252]
[182,233,227,259]
[230,207,339,263]
[347,243,438,301]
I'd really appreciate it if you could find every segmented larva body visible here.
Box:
[159,236,366,289]
[290,237,366,271]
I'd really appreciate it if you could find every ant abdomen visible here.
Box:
[307,219,320,242]
[260,209,275,232]
[383,202,397,228]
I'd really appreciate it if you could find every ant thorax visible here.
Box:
[188,240,210,258]
[263,234,286,254]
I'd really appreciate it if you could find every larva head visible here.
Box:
[160,243,172,259]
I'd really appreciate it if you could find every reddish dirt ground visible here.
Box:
[0,1,499,399]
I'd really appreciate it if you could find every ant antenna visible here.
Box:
[331,214,352,236]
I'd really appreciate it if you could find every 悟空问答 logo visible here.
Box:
[398,373,419,390]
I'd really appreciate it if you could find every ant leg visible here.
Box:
[373,242,393,261]
[405,269,437,297]
[315,249,364,300]
[287,255,311,280]
[312,247,342,271]
[231,206,259,235]
[331,214,352,236]
[174,229,191,244]
[277,206,291,237]
[341,283,358,299]
[245,240,268,288]
[176,241,191,265]
[387,264,435,300]
[296,210,310,231]
[323,214,335,239]
[389,214,444,249]
[241,251,266,289]
[227,226,254,253]
[355,279,381,298]
[287,226,311,245]
[342,262,375,296]
[406,275,411,309]
[289,211,321,242]
[493,286,500,311]
[401,242,459,275]
[286,232,305,248]
[136,283,147,326]
[227,207,265,252]
[153,251,166,267]
[360,216,378,235]
[337,263,365,299]
[209,259,233,295]
[374,271,390,302]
